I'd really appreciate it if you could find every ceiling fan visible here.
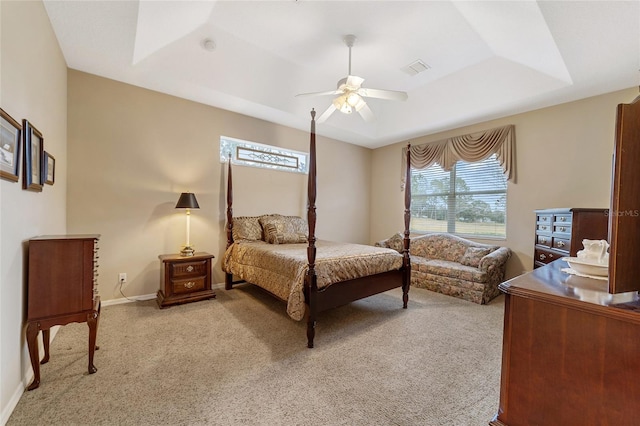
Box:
[296,34,408,123]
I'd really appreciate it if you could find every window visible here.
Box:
[410,154,507,238]
[220,136,308,174]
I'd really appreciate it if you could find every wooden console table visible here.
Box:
[490,259,640,425]
[26,235,101,390]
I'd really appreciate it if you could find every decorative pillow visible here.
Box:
[279,231,308,244]
[261,221,307,244]
[260,221,282,244]
[232,216,263,241]
[460,246,493,267]
[280,215,309,236]
[385,232,405,253]
[259,213,283,223]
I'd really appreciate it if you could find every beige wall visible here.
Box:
[371,88,637,279]
[67,70,371,301]
[0,1,68,421]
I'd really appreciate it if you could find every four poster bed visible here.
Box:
[222,109,412,348]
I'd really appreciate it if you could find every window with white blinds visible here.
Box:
[410,154,507,238]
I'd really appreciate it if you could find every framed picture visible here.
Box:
[22,120,43,192]
[43,151,55,185]
[0,108,22,182]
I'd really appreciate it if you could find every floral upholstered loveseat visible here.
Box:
[376,233,511,304]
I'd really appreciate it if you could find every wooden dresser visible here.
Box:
[26,234,101,390]
[533,208,608,268]
[493,97,640,425]
[490,260,640,426]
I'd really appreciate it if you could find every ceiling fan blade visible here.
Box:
[316,104,337,123]
[296,89,343,98]
[357,87,408,101]
[357,102,375,122]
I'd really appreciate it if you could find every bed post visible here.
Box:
[225,158,234,290]
[305,109,318,348]
[402,143,412,308]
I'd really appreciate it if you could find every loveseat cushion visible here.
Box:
[411,257,487,283]
[410,233,469,262]
[460,246,494,267]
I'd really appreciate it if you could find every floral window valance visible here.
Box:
[401,124,516,189]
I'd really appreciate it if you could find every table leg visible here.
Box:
[87,309,99,374]
[26,322,41,391]
[41,329,50,364]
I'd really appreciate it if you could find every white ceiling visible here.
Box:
[43,0,640,149]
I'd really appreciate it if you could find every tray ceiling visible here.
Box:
[43,0,640,148]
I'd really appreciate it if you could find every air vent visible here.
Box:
[401,59,431,76]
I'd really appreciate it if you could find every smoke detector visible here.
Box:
[202,38,216,52]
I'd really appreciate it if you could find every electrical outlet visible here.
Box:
[119,273,127,283]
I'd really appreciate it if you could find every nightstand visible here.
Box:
[157,252,216,308]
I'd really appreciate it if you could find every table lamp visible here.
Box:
[175,192,200,256]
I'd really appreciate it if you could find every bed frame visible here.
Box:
[225,109,412,348]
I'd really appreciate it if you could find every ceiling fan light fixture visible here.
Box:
[333,95,353,114]
[346,92,361,107]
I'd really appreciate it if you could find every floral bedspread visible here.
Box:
[222,240,404,320]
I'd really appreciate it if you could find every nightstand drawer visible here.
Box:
[172,277,206,294]
[171,260,208,278]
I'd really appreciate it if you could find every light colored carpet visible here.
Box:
[8,284,505,426]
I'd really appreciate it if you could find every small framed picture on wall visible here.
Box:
[0,108,22,182]
[43,151,55,185]
[23,119,43,192]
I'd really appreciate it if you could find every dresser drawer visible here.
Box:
[536,234,552,248]
[172,277,206,294]
[551,237,570,253]
[536,223,552,234]
[171,260,208,278]
[553,224,571,235]
[534,247,562,265]
[553,213,572,225]
[536,213,553,224]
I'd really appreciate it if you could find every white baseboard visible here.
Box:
[101,284,228,307]
[2,380,25,426]
[101,293,156,307]
[101,283,229,308]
